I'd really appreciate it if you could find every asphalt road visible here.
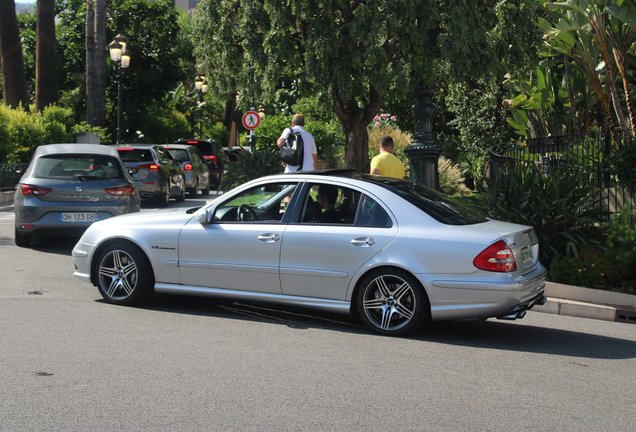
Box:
[1,196,635,431]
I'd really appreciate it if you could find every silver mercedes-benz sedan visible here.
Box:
[14,143,140,247]
[72,170,547,336]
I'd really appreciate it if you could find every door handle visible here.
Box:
[351,237,375,246]
[258,233,280,243]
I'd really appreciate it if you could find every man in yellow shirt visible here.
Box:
[370,136,405,179]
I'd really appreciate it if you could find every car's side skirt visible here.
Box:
[154,283,351,314]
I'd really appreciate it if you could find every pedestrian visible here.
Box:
[277,114,317,172]
[370,135,405,179]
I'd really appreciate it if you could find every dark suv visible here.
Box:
[174,139,225,187]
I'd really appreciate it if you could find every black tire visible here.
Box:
[158,181,170,207]
[94,241,154,306]
[15,228,31,247]
[188,179,198,198]
[200,178,210,196]
[176,182,186,202]
[356,268,429,336]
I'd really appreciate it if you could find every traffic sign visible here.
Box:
[242,111,261,130]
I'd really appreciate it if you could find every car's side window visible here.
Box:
[356,195,393,228]
[213,182,298,223]
[299,183,360,225]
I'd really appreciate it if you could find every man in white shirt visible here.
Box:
[277,114,317,172]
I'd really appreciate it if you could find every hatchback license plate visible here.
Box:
[60,213,98,222]
[521,246,534,265]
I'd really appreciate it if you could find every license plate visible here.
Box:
[59,213,98,222]
[521,246,534,265]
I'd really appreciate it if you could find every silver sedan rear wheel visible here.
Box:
[357,269,429,336]
[95,242,153,305]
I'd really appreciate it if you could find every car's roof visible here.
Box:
[163,144,194,150]
[36,143,120,157]
[112,144,163,150]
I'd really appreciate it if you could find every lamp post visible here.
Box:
[194,74,208,138]
[109,34,131,145]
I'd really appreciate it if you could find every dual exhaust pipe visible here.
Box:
[497,294,547,321]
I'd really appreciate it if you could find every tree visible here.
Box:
[192,0,515,173]
[0,0,29,110]
[35,0,58,112]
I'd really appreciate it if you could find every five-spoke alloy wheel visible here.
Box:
[95,242,153,305]
[357,269,429,336]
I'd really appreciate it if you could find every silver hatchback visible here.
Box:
[14,143,140,247]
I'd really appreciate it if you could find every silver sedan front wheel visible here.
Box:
[95,242,153,305]
[357,269,429,336]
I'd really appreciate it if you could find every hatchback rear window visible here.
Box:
[166,149,189,161]
[34,155,124,180]
[391,184,488,225]
[117,149,154,162]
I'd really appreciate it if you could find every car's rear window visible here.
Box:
[391,184,488,225]
[34,155,124,180]
[192,143,213,154]
[166,149,189,161]
[117,149,154,162]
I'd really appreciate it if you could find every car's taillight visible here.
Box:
[138,164,160,170]
[105,186,135,196]
[203,155,217,164]
[184,163,193,171]
[21,184,52,196]
[473,240,517,272]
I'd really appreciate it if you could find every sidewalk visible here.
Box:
[535,282,636,324]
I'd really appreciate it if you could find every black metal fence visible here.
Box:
[490,131,636,217]
[0,164,23,192]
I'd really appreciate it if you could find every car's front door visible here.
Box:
[178,181,299,293]
[279,182,398,300]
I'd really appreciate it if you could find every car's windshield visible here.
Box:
[391,183,488,225]
[34,155,124,180]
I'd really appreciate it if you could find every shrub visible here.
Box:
[465,164,609,265]
[549,255,607,288]
[219,149,284,191]
[438,158,471,196]
[602,203,636,286]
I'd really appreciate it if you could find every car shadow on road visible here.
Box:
[134,293,636,361]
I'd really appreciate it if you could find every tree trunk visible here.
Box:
[332,86,383,173]
[94,0,107,128]
[564,58,580,135]
[0,0,29,110]
[614,48,636,131]
[223,92,236,132]
[86,0,95,125]
[35,0,58,112]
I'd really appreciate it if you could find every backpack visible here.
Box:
[278,128,304,169]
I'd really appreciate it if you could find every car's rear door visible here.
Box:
[279,182,398,301]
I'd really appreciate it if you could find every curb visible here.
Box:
[534,282,636,324]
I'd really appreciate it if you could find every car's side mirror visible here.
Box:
[11,164,27,175]
[196,208,212,225]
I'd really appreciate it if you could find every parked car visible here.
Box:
[72,170,547,336]
[174,139,224,187]
[113,144,186,207]
[164,144,211,197]
[14,143,140,247]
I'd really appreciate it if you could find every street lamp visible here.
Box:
[194,74,207,138]
[109,34,131,145]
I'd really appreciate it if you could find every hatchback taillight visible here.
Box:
[138,164,160,170]
[105,186,135,196]
[184,163,193,171]
[473,240,517,272]
[21,184,52,196]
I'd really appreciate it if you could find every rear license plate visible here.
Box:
[59,213,98,222]
[521,246,534,265]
